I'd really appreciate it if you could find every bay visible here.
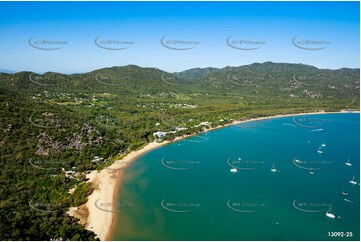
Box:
[110,113,360,241]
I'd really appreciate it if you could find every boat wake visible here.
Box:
[344,199,358,205]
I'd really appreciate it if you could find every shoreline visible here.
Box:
[69,110,359,240]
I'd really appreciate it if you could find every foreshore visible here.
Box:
[68,110,358,240]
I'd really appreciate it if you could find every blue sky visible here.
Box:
[0,1,359,73]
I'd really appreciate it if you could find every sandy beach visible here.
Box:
[68,110,358,240]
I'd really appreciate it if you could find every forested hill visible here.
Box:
[0,62,359,100]
[0,62,359,240]
[174,62,359,99]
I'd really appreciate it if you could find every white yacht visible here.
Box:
[326,207,335,219]
[271,164,278,172]
[321,142,326,147]
[345,158,352,166]
[317,146,323,154]
[349,175,357,185]
[341,190,348,196]
[230,168,238,173]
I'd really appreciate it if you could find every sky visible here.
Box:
[0,1,359,74]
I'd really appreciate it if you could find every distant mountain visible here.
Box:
[175,67,220,80]
[0,62,359,101]
[192,62,360,99]
[0,64,191,94]
[0,68,16,74]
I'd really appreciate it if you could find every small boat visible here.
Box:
[344,199,355,204]
[237,157,241,161]
[230,168,238,173]
[326,206,335,219]
[341,190,348,196]
[317,146,323,154]
[349,175,357,185]
[309,171,315,175]
[345,158,352,166]
[271,164,278,173]
[321,142,326,147]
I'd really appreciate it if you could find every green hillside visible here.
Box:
[0,62,359,240]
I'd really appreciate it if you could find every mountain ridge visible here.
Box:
[1,62,359,101]
[5,62,359,76]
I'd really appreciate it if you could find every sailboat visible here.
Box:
[341,190,349,196]
[326,206,335,219]
[317,146,323,154]
[271,164,278,173]
[349,175,357,185]
[345,158,352,166]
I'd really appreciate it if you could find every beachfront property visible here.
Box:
[91,156,104,163]
[153,127,188,141]
[154,121,213,141]
[153,131,167,141]
[194,121,212,128]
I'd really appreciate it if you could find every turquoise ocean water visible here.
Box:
[110,113,360,241]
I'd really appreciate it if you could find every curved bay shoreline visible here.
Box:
[68,110,359,240]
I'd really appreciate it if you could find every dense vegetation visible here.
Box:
[0,62,359,240]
